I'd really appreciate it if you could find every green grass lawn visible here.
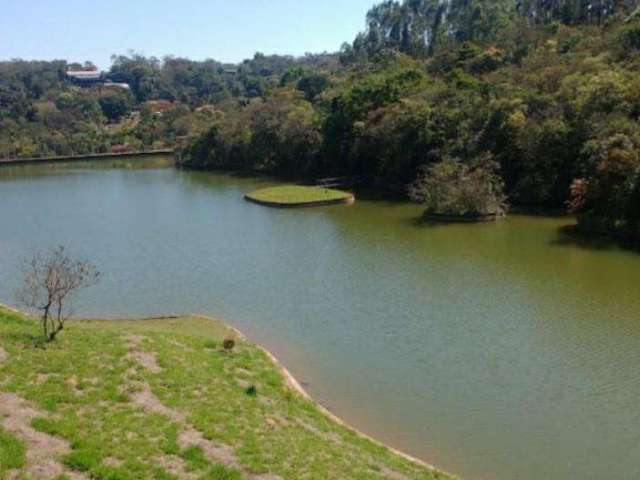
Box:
[0,306,451,480]
[245,185,353,206]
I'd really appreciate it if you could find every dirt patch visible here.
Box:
[376,465,411,480]
[35,373,51,385]
[178,427,238,467]
[125,335,162,373]
[0,347,7,363]
[103,457,123,468]
[0,392,88,479]
[178,426,283,479]
[124,337,281,480]
[127,350,161,373]
[155,455,198,479]
[130,383,185,423]
[294,418,343,444]
[127,382,239,469]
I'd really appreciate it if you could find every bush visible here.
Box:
[245,384,257,397]
[409,156,508,217]
[222,338,236,352]
[619,25,640,52]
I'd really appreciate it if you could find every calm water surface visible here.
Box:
[1,159,640,480]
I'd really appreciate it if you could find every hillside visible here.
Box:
[0,306,449,480]
[2,0,640,239]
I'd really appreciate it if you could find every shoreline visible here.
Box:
[191,314,451,476]
[0,149,175,166]
[0,302,455,479]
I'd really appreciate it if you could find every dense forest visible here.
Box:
[2,0,640,239]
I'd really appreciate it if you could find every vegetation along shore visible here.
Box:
[0,149,174,165]
[3,0,640,240]
[0,304,453,480]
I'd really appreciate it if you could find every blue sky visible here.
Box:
[0,0,375,68]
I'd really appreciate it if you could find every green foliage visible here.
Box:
[410,156,507,216]
[618,22,640,52]
[297,73,330,101]
[99,91,133,123]
[4,1,640,240]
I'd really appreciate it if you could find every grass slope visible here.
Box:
[0,427,25,477]
[245,186,353,206]
[0,306,451,480]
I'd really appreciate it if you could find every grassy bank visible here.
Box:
[245,186,354,208]
[0,306,451,480]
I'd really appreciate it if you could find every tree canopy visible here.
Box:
[2,0,640,239]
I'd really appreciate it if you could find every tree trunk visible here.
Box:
[41,303,51,340]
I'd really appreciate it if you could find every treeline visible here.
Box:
[180,0,640,240]
[343,0,639,61]
[0,52,337,159]
[2,0,640,240]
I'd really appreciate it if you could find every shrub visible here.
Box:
[619,25,640,52]
[409,155,508,217]
[222,338,236,352]
[245,384,257,397]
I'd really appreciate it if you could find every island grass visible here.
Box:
[245,185,353,206]
[0,306,451,480]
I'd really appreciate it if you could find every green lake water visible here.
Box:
[1,158,640,480]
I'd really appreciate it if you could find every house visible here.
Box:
[66,71,130,90]
[66,70,104,84]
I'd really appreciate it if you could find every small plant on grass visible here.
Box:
[223,338,236,352]
[18,246,100,342]
[245,384,257,397]
[180,445,209,470]
[209,465,243,479]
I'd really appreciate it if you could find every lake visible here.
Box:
[1,158,640,480]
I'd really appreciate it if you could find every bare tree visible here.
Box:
[18,246,100,342]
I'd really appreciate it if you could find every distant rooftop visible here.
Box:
[67,71,104,82]
[66,71,130,90]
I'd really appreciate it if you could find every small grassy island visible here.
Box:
[0,305,449,480]
[245,185,355,208]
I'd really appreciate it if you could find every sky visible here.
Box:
[0,0,375,69]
